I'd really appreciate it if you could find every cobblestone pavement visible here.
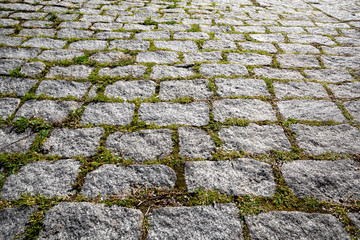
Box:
[0,0,359,238]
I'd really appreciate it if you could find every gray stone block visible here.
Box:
[183,51,222,62]
[69,40,107,51]
[151,65,194,79]
[305,69,353,83]
[106,129,173,162]
[344,101,360,122]
[0,77,37,96]
[239,42,277,53]
[36,80,91,98]
[0,59,24,75]
[159,79,212,100]
[42,127,104,157]
[328,82,360,98]
[349,213,360,230]
[322,56,360,69]
[174,32,210,40]
[202,40,237,50]
[254,67,303,80]
[81,102,134,125]
[290,124,360,154]
[134,31,170,40]
[20,61,46,77]
[278,43,320,54]
[213,99,277,122]
[288,34,336,45]
[250,33,285,42]
[0,47,41,59]
[93,31,132,40]
[246,211,351,240]
[0,98,20,119]
[39,202,143,240]
[57,28,94,39]
[46,65,93,79]
[228,53,272,66]
[98,65,146,78]
[219,124,291,154]
[22,37,66,49]
[1,159,81,200]
[186,158,275,196]
[214,33,245,41]
[0,207,38,239]
[81,164,176,198]
[273,81,328,98]
[139,102,209,126]
[105,80,156,100]
[0,127,36,154]
[136,51,179,63]
[200,64,248,77]
[36,49,84,62]
[215,78,269,97]
[148,204,243,240]
[179,127,215,159]
[90,51,132,63]
[154,40,198,52]
[277,100,346,122]
[109,40,150,50]
[277,54,320,68]
[282,160,360,202]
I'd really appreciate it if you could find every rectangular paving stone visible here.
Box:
[250,33,285,43]
[219,124,291,154]
[93,31,132,40]
[273,81,328,98]
[0,36,26,47]
[215,78,270,97]
[139,102,209,126]
[81,164,176,198]
[0,207,38,240]
[69,40,107,51]
[213,99,277,122]
[254,67,303,80]
[200,64,248,77]
[148,204,243,240]
[80,14,114,22]
[36,49,84,62]
[246,211,351,240]
[81,102,134,125]
[214,33,245,41]
[278,100,346,122]
[134,31,170,40]
[344,101,360,122]
[277,54,320,68]
[0,47,41,59]
[42,127,104,157]
[268,26,306,34]
[0,77,37,96]
[105,80,156,100]
[185,158,275,196]
[0,59,24,75]
[234,26,266,32]
[123,23,155,31]
[228,53,272,65]
[159,79,212,100]
[109,40,150,50]
[136,51,179,63]
[0,98,20,119]
[183,51,222,62]
[288,34,336,45]
[98,65,146,78]
[173,32,210,40]
[238,42,277,53]
[322,46,360,56]
[327,82,360,98]
[18,28,56,37]
[46,65,93,79]
[282,160,360,202]
[0,127,36,154]
[39,203,143,240]
[154,40,198,52]
[290,124,360,154]
[304,69,353,83]
[151,65,195,79]
[20,61,46,77]
[22,37,67,49]
[278,43,320,54]
[36,80,91,98]
[322,56,360,69]
[1,159,81,200]
[91,22,123,30]
[179,127,215,159]
[202,40,238,50]
[58,21,92,29]
[57,28,94,39]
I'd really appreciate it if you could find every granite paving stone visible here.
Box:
[288,34,336,45]
[46,65,93,79]
[273,81,328,98]
[159,79,212,100]
[254,67,303,80]
[148,204,243,240]
[22,37,66,49]
[200,64,248,77]
[304,69,353,83]
[98,65,146,78]
[0,98,20,119]
[20,61,46,77]
[81,102,134,125]
[228,53,272,66]
[185,158,275,196]
[179,127,215,159]
[202,40,237,50]
[219,124,291,154]
[69,40,107,51]
[290,124,360,154]
[238,42,278,53]
[322,56,360,69]
[136,51,179,63]
[139,102,209,126]
[246,211,351,240]
[277,54,320,68]
[36,49,85,62]
[215,78,269,97]
[57,28,94,39]
[282,160,360,202]
[213,99,277,122]
[0,127,36,154]
[183,51,222,62]
[36,80,91,98]
[109,40,150,50]
[0,59,25,75]
[90,51,132,63]
[344,101,360,122]
[154,40,198,52]
[173,32,210,40]
[278,43,320,54]
[41,127,104,157]
[349,213,360,229]
[151,65,195,79]
[0,77,37,96]
[327,82,360,98]
[0,47,41,59]
[81,164,176,198]
[134,31,170,40]
[105,80,156,100]
[1,159,81,200]
[39,203,143,240]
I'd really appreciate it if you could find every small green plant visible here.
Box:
[14,117,51,134]
[187,24,201,32]
[143,17,158,26]
[166,4,176,9]
[165,21,177,25]
[9,67,25,78]
[48,13,58,22]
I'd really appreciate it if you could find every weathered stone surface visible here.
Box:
[36,80,91,98]
[1,159,81,200]
[328,82,360,98]
[90,51,131,63]
[277,54,320,68]
[22,37,66,49]
[174,32,210,40]
[139,102,209,126]
[20,61,46,77]
[106,129,173,162]
[154,40,198,52]
[0,47,41,59]
[98,65,146,78]
[349,213,360,229]
[250,33,285,42]
[228,53,272,65]
[15,100,81,123]
[57,28,94,39]
[0,59,24,75]
[0,98,20,119]
[37,49,84,62]
[151,65,194,79]
[202,40,237,50]
[0,127,36,154]
[239,42,277,53]
[81,102,134,125]
[278,43,320,54]
[213,99,277,122]
[186,158,275,196]
[136,51,179,63]
[69,40,107,51]
[179,127,215,159]
[282,160,360,202]
[246,211,351,240]
[322,56,360,69]
[46,65,93,79]
[183,51,222,62]
[254,67,303,80]
[134,31,170,40]
[159,79,212,100]
[0,207,37,239]
[93,31,132,40]
[290,124,360,154]
[305,69,353,83]
[215,78,269,97]
[39,202,143,240]
[277,100,346,122]
[42,128,104,157]
[148,204,243,240]
[200,64,248,77]
[0,36,25,47]
[0,77,37,96]
[273,81,328,98]
[109,40,150,50]
[288,34,336,45]
[105,80,156,100]
[219,124,291,154]
[81,164,176,198]
[344,101,360,122]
